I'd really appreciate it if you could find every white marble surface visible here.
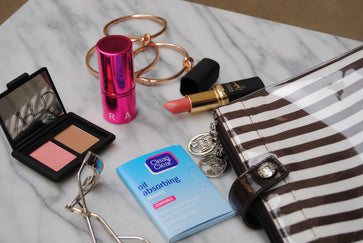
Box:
[0,0,361,242]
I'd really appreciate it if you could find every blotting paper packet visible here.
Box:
[116,145,235,243]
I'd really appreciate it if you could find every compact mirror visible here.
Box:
[0,69,65,148]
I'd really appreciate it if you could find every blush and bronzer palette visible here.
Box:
[0,67,115,181]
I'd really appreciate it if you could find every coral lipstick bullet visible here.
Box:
[163,97,191,114]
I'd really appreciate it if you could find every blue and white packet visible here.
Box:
[116,145,235,243]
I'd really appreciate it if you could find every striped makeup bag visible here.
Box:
[215,45,363,242]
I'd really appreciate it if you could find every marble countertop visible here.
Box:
[0,0,361,242]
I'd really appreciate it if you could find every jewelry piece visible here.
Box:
[86,14,167,78]
[189,122,229,177]
[85,45,98,78]
[103,14,167,39]
[134,42,193,86]
[188,122,218,156]
[65,151,149,243]
[103,14,168,81]
[188,132,217,156]
[198,149,229,178]
[133,39,159,78]
[85,14,193,85]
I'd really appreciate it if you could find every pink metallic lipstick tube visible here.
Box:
[96,35,136,124]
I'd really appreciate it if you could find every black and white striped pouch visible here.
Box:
[215,45,363,243]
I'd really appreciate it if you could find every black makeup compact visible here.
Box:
[0,67,115,181]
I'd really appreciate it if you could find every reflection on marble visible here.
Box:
[0,0,361,242]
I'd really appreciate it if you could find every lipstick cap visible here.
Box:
[180,58,219,95]
[96,35,136,124]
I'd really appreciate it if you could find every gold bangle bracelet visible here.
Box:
[134,42,193,86]
[103,14,167,39]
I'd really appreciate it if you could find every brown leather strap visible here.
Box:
[229,155,289,229]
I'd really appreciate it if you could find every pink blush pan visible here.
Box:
[30,141,76,172]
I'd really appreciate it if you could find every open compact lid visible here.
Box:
[0,67,66,150]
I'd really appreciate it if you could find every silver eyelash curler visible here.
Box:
[65,151,150,243]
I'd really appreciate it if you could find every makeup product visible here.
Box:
[116,145,235,243]
[65,151,149,243]
[96,35,136,124]
[0,67,115,181]
[163,77,264,114]
[180,58,219,95]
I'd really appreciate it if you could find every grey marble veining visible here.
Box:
[0,0,361,242]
